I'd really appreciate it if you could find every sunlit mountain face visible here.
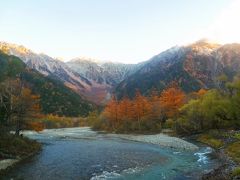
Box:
[115,40,240,98]
[0,42,141,104]
[2,40,240,104]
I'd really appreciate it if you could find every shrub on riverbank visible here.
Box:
[195,129,240,172]
[234,133,240,140]
[226,142,240,163]
[0,133,41,159]
[197,133,224,149]
[91,116,162,134]
[35,114,88,129]
[232,167,240,177]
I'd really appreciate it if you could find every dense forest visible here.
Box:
[92,79,240,134]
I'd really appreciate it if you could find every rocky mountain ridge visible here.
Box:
[0,42,138,104]
[116,40,240,98]
[2,40,240,103]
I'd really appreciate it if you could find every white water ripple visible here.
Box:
[194,147,213,164]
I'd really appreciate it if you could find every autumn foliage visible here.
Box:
[80,77,240,135]
[0,77,44,135]
[190,88,208,99]
[159,86,186,118]
[101,86,186,132]
[27,122,44,132]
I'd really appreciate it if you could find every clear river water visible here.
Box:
[4,127,220,180]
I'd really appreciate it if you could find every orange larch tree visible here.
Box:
[189,88,208,100]
[102,96,119,129]
[195,88,207,97]
[159,86,186,119]
[132,90,151,129]
[148,89,162,121]
[13,87,42,135]
[118,95,134,121]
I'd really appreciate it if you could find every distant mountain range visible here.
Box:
[0,42,138,104]
[1,40,240,108]
[116,40,240,98]
[67,58,137,86]
[66,58,141,104]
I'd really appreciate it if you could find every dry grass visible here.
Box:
[0,133,41,158]
[226,141,240,164]
[197,134,224,149]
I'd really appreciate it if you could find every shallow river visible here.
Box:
[4,127,219,180]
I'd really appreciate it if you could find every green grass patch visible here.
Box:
[0,133,41,158]
[232,167,240,177]
[225,141,240,164]
[197,134,224,149]
[234,133,240,140]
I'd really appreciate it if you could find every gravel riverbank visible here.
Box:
[22,127,199,151]
[108,133,199,151]
[0,159,19,172]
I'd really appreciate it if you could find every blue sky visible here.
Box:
[0,0,239,63]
